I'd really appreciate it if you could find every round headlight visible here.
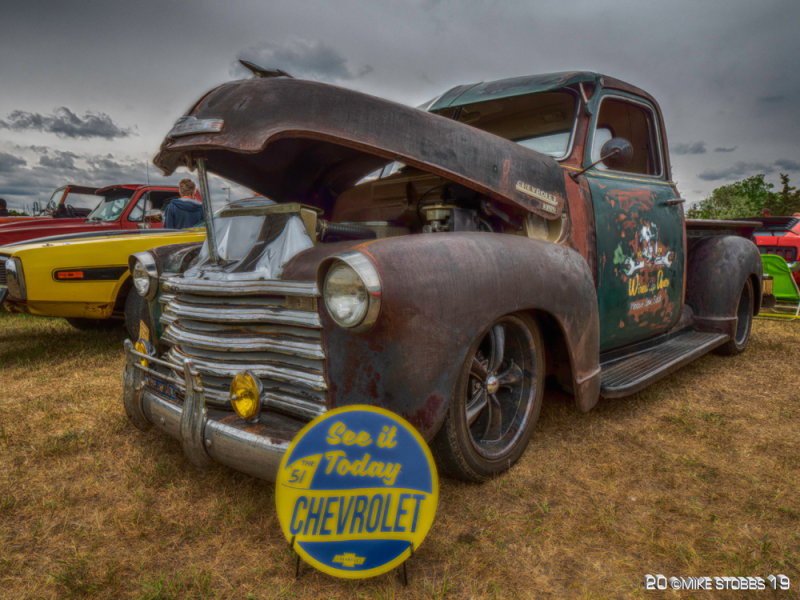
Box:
[130,252,159,301]
[322,253,382,331]
[324,262,368,328]
[131,260,151,297]
[230,371,262,421]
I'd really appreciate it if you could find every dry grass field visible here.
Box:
[1,309,798,599]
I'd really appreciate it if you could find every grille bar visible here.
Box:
[163,297,321,327]
[165,345,325,388]
[759,246,798,262]
[163,277,319,297]
[159,274,327,421]
[162,321,325,360]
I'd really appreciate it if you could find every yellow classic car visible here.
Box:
[0,228,205,336]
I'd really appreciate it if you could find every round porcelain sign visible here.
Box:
[275,405,439,579]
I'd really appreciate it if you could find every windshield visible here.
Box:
[44,188,67,213]
[86,190,135,222]
[64,191,103,212]
[435,91,578,159]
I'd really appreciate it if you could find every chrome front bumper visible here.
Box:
[122,339,298,481]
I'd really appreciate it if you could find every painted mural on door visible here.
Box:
[587,178,684,351]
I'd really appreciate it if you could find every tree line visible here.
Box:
[686,173,800,219]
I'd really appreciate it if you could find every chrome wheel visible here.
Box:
[465,317,537,459]
[434,314,544,481]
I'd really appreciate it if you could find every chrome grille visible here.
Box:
[0,256,8,286]
[159,276,326,421]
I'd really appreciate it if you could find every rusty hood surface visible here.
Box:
[154,77,567,220]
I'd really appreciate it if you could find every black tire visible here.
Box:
[123,289,151,340]
[432,313,545,481]
[715,278,754,356]
[65,317,119,332]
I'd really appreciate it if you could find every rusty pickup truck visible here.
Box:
[122,70,761,482]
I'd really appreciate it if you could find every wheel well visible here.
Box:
[749,273,761,315]
[113,277,133,312]
[524,309,573,396]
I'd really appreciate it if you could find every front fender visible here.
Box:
[313,233,601,440]
[686,235,762,336]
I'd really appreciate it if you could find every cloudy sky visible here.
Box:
[1,0,798,212]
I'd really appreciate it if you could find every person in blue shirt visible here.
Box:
[163,179,203,228]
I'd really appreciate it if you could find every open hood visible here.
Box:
[154,77,567,220]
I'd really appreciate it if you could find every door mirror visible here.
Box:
[600,138,633,170]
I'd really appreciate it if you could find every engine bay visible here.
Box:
[328,166,566,242]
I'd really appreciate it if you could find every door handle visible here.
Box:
[664,198,686,206]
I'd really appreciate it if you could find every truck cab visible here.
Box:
[428,74,687,351]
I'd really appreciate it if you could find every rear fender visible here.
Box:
[314,232,601,440]
[686,235,762,336]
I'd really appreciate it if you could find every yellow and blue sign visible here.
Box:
[275,405,439,579]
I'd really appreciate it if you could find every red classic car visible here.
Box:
[0,184,183,246]
[751,216,800,283]
[0,184,101,225]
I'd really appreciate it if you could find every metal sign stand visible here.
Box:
[398,542,413,586]
[290,536,304,579]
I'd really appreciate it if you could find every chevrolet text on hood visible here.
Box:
[122,67,762,483]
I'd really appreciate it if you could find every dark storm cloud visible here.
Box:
[672,142,707,155]
[85,154,144,181]
[0,146,148,211]
[775,159,800,171]
[714,147,738,153]
[0,107,132,139]
[235,39,373,82]
[39,150,79,170]
[0,151,26,173]
[0,0,798,207]
[698,161,775,181]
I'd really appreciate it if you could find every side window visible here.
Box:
[150,191,176,210]
[128,193,148,222]
[591,97,662,176]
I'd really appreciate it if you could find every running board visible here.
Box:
[600,330,728,398]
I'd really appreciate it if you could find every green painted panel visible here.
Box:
[428,72,599,110]
[587,174,684,351]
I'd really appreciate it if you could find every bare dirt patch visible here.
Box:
[1,310,798,598]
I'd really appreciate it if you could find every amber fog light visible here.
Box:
[133,339,153,368]
[230,371,262,421]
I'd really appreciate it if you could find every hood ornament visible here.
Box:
[238,59,293,79]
